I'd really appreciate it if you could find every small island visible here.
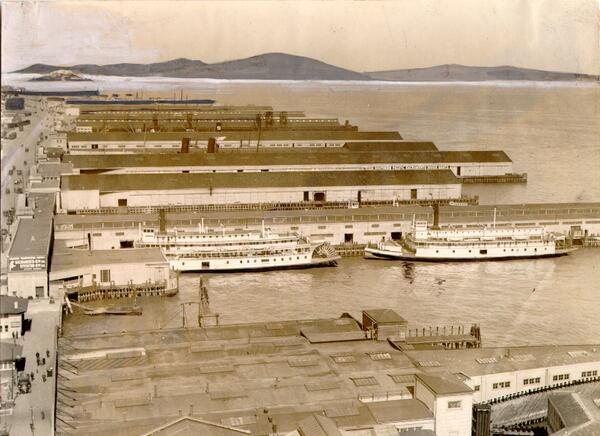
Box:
[30,69,91,82]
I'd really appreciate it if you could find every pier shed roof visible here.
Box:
[63,150,510,170]
[343,141,438,152]
[404,345,600,377]
[61,169,459,192]
[66,130,402,142]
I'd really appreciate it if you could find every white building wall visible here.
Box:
[7,271,48,299]
[0,314,23,340]
[60,184,461,211]
[51,260,170,287]
[433,393,473,436]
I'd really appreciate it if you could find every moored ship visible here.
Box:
[365,207,576,262]
[135,221,340,272]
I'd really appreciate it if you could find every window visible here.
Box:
[100,269,111,282]
[474,385,480,391]
[331,355,356,364]
[351,377,378,387]
[493,381,511,389]
[581,370,598,378]
[553,374,570,381]
[91,143,98,149]
[524,377,541,385]
[480,249,488,255]
[448,400,462,409]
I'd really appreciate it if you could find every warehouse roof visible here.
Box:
[404,345,600,377]
[343,141,438,152]
[8,216,53,259]
[363,309,408,325]
[63,150,509,170]
[61,169,459,191]
[66,130,402,142]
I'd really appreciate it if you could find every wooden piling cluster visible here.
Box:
[69,281,177,302]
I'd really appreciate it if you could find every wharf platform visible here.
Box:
[63,280,178,302]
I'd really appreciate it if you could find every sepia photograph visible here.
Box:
[1,0,599,434]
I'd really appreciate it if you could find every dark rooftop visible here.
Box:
[343,141,438,152]
[0,295,29,315]
[61,169,459,192]
[363,309,408,325]
[549,392,590,429]
[63,150,510,170]
[297,414,342,436]
[8,216,53,259]
[416,373,472,395]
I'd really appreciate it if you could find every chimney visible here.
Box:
[432,204,440,229]
[14,301,18,310]
[207,137,217,153]
[181,137,190,153]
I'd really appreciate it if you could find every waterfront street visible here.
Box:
[0,299,61,436]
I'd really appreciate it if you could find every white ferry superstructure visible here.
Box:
[136,222,340,272]
[364,217,575,262]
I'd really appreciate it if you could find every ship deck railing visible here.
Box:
[403,235,556,248]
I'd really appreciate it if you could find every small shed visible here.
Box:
[362,309,408,341]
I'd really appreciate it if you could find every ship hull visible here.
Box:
[365,247,576,262]
[169,256,339,272]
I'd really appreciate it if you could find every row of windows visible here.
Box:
[582,370,598,378]
[523,377,541,385]
[493,381,511,389]
[553,374,570,381]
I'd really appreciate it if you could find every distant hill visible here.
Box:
[15,53,370,81]
[367,64,599,81]
[15,56,598,82]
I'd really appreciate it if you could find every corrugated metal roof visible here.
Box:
[366,399,433,424]
[61,169,459,191]
[64,150,510,169]
[343,141,438,152]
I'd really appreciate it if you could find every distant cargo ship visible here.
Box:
[365,209,575,261]
[135,222,340,272]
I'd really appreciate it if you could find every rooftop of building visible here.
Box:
[66,130,402,142]
[63,150,510,169]
[363,309,409,325]
[549,386,600,436]
[416,373,472,395]
[0,295,29,315]
[343,141,438,152]
[402,345,600,377]
[50,244,168,277]
[35,161,74,178]
[56,311,434,435]
[8,215,53,259]
[61,169,459,192]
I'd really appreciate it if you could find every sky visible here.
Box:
[2,0,599,75]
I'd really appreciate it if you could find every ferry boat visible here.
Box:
[135,221,340,272]
[364,209,576,262]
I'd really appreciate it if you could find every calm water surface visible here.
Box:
[12,76,597,345]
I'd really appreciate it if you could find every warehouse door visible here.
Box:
[391,232,402,240]
[410,189,417,200]
[35,286,45,298]
[118,198,128,207]
[344,233,354,243]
